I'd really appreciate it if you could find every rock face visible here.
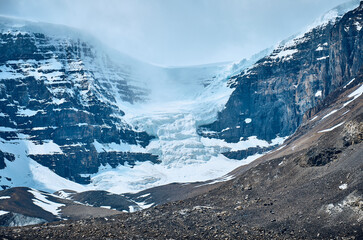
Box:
[199,2,362,144]
[0,19,158,184]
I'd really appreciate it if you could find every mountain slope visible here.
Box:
[0,187,132,226]
[2,51,361,240]
[0,16,159,188]
[199,0,361,148]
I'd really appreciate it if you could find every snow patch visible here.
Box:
[100,206,111,209]
[339,183,347,190]
[0,196,11,200]
[0,210,9,216]
[310,116,319,122]
[275,145,286,152]
[0,135,87,193]
[139,193,151,198]
[16,109,43,117]
[28,189,65,217]
[343,78,355,88]
[318,122,345,133]
[347,83,363,99]
[342,110,350,116]
[343,84,363,107]
[354,21,362,31]
[317,56,329,61]
[0,127,17,132]
[322,109,338,120]
[26,140,63,155]
[52,98,66,105]
[55,190,72,199]
[221,127,230,132]
[128,205,135,213]
[271,49,298,60]
[135,201,154,210]
[315,90,322,97]
[244,118,252,124]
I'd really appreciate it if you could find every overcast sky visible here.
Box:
[0,0,353,66]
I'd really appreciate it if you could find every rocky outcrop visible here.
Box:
[199,2,362,145]
[222,146,276,160]
[0,151,15,170]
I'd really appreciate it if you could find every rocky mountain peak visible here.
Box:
[0,21,158,185]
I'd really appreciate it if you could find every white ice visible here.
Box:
[317,56,329,61]
[309,116,319,122]
[0,135,87,193]
[318,122,345,133]
[28,189,64,217]
[271,49,298,60]
[343,83,363,107]
[25,140,63,155]
[0,210,9,216]
[322,109,338,120]
[339,183,348,190]
[343,78,355,88]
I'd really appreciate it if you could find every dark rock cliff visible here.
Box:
[199,3,362,145]
[0,25,158,184]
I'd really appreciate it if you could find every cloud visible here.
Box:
[0,0,351,66]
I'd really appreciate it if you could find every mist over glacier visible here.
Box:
[0,0,350,66]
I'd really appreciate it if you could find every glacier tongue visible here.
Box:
[86,60,280,193]
[0,16,282,194]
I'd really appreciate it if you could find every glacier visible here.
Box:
[84,58,276,193]
[0,16,273,194]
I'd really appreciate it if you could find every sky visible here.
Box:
[0,0,353,66]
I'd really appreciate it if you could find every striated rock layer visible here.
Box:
[200,1,363,145]
[0,20,158,184]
